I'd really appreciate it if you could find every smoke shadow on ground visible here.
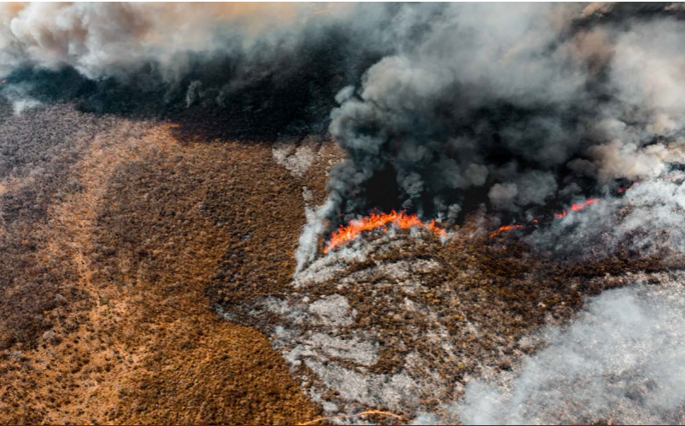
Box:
[1,30,381,145]
[1,68,324,145]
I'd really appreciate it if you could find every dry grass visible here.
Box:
[0,106,320,424]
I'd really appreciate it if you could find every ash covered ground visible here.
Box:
[2,3,685,425]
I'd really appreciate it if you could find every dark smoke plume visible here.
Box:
[1,3,684,268]
[327,3,685,219]
[298,3,685,269]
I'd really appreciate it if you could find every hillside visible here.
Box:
[0,98,678,425]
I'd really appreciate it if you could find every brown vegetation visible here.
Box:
[0,102,320,424]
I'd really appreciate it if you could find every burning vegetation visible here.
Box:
[487,177,667,240]
[324,210,446,253]
[489,197,603,239]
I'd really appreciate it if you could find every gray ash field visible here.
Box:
[2,3,685,425]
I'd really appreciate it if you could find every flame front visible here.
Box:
[490,197,603,238]
[489,224,524,239]
[325,210,446,253]
[555,198,601,218]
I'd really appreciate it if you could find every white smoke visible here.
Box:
[454,278,685,424]
[0,3,351,80]
[295,198,337,275]
[528,176,685,258]
[1,81,41,114]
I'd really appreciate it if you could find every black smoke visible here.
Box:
[294,3,685,269]
[326,3,685,224]
[2,4,685,268]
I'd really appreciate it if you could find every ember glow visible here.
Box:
[325,211,446,253]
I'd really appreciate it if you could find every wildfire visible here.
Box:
[489,224,523,239]
[555,198,601,218]
[325,177,667,249]
[488,180,651,239]
[490,197,603,238]
[324,210,446,253]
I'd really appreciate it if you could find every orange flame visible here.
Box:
[325,210,446,253]
[571,197,600,211]
[491,197,607,238]
[489,224,523,239]
[555,197,601,218]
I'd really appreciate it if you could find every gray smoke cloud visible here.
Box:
[527,175,685,259]
[453,278,685,425]
[320,3,685,235]
[0,3,350,80]
[326,4,584,219]
[286,3,685,271]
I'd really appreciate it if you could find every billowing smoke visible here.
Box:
[453,278,685,424]
[4,4,685,267]
[292,3,685,270]
[0,3,337,80]
[325,3,685,221]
